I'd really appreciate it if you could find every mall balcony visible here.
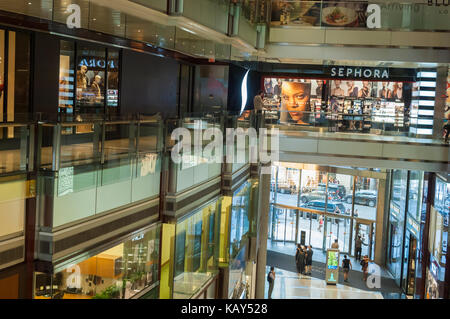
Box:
[264,1,450,65]
[261,110,449,173]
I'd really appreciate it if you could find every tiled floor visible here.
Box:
[265,267,384,299]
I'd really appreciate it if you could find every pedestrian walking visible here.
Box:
[267,267,276,299]
[305,245,313,275]
[318,215,324,231]
[342,255,352,282]
[361,255,369,282]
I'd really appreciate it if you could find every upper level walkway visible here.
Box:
[263,111,449,172]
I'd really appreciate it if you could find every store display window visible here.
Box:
[230,181,251,259]
[429,177,449,267]
[0,28,31,125]
[58,40,120,116]
[33,224,161,299]
[173,200,220,298]
[262,76,409,134]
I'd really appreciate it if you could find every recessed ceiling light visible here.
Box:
[28,2,32,5]
[92,18,96,21]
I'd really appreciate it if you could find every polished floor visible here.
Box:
[264,267,384,299]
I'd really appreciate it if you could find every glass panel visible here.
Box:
[275,166,300,206]
[388,170,408,282]
[0,177,26,239]
[173,202,219,299]
[271,207,285,242]
[353,176,378,221]
[309,212,323,250]
[76,44,106,114]
[59,41,75,114]
[408,171,424,222]
[325,216,350,252]
[299,169,327,211]
[328,173,354,217]
[11,31,31,118]
[353,222,371,259]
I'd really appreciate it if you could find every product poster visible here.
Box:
[280,81,311,125]
[271,1,367,27]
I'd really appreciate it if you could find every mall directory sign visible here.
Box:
[325,249,340,285]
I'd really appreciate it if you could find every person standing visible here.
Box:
[342,255,352,282]
[355,235,363,261]
[295,244,301,273]
[361,255,369,282]
[331,239,339,249]
[296,247,306,275]
[267,267,276,299]
[254,90,266,111]
[318,215,324,231]
[305,245,313,275]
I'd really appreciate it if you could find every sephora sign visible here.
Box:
[329,66,390,80]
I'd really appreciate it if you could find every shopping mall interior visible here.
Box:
[0,0,448,300]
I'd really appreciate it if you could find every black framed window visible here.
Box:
[58,40,120,116]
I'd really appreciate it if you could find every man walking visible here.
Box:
[342,255,352,282]
[267,267,276,299]
[331,239,339,249]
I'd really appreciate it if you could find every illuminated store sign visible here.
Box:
[79,58,117,69]
[330,66,389,80]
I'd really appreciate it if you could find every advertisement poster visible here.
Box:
[280,81,311,125]
[271,1,367,27]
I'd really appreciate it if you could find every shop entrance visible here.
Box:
[270,204,377,260]
[352,220,375,261]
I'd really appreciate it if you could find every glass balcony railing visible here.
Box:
[166,113,224,194]
[263,110,447,141]
[270,1,450,31]
[37,114,163,229]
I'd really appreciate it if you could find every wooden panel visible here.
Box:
[0,274,19,299]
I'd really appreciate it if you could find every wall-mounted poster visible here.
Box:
[271,1,367,27]
[280,81,311,125]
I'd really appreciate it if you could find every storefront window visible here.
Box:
[230,182,251,259]
[173,201,220,299]
[388,170,408,283]
[0,29,30,124]
[58,40,120,116]
[33,224,161,299]
[430,177,448,267]
[408,171,424,222]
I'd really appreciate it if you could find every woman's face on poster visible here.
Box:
[281,82,310,122]
[335,80,342,87]
[346,81,354,87]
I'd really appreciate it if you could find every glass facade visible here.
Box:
[270,163,380,259]
[425,175,449,299]
[33,224,161,299]
[172,199,221,299]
